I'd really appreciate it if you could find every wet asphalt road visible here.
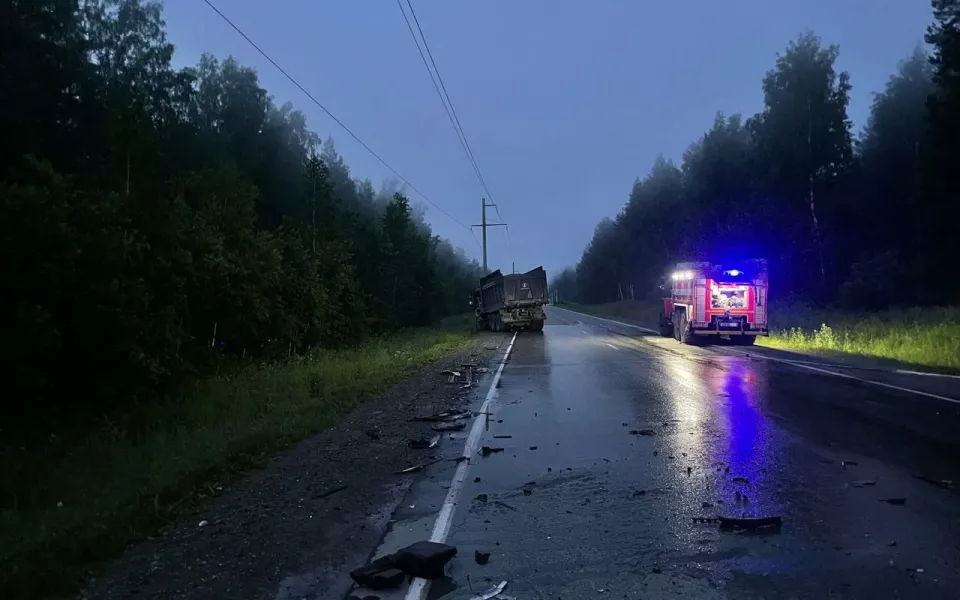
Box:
[421,306,960,599]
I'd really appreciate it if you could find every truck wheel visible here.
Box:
[658,311,673,337]
[530,319,544,332]
[735,335,756,346]
[675,311,696,345]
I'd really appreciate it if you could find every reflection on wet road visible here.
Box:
[441,307,960,599]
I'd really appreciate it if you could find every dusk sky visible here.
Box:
[163,1,932,276]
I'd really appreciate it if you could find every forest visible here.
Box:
[554,1,960,313]
[1,0,482,429]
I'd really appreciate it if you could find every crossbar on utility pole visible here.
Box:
[471,198,506,272]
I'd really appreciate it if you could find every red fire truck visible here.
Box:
[657,259,769,345]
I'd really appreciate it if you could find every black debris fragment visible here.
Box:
[480,446,505,456]
[316,484,349,499]
[474,476,481,483]
[392,541,458,579]
[632,489,647,497]
[732,477,750,484]
[350,556,406,590]
[653,451,658,456]
[493,500,517,511]
[851,480,877,488]
[881,497,907,506]
[475,494,488,503]
[529,446,538,450]
[432,422,466,432]
[652,566,662,574]
[687,467,692,475]
[364,429,381,440]
[629,429,657,436]
[475,550,491,565]
[701,502,714,508]
[493,435,513,439]
[913,473,955,490]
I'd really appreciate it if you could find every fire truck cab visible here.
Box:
[658,259,769,345]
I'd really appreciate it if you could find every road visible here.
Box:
[364,305,960,600]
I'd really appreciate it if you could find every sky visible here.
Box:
[161,0,932,277]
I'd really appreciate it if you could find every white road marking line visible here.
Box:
[894,368,960,380]
[605,343,618,350]
[551,306,658,334]
[724,348,960,406]
[404,331,519,600]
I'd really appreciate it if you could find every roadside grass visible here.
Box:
[0,315,474,599]
[761,304,960,370]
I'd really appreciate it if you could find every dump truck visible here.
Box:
[473,266,549,332]
[658,259,768,345]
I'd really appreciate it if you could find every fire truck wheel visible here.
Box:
[658,311,673,337]
[676,311,697,345]
[736,335,756,346]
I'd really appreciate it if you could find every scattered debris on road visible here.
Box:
[493,435,512,439]
[316,484,349,499]
[395,460,439,475]
[480,446,505,456]
[529,446,538,450]
[913,473,955,490]
[474,476,481,482]
[851,480,877,488]
[880,497,907,506]
[432,421,466,432]
[349,556,406,590]
[408,434,441,449]
[392,541,458,579]
[411,409,472,422]
[440,369,462,378]
[493,500,517,512]
[469,581,508,600]
[475,494,488,503]
[718,516,782,531]
[702,502,714,508]
[629,429,656,436]
[632,489,647,497]
[475,549,491,565]
[732,477,750,484]
[364,429,381,440]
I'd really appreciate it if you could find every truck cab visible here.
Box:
[658,260,768,345]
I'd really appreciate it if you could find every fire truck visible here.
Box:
[657,259,768,345]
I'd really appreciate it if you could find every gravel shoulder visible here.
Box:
[80,331,506,600]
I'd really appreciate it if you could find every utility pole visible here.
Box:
[472,198,506,273]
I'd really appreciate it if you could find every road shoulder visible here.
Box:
[81,333,505,600]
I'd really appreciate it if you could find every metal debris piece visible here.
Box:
[475,549,491,565]
[469,580,508,600]
[432,421,466,432]
[851,480,877,488]
[493,500,517,512]
[629,429,657,436]
[429,434,440,449]
[718,516,782,530]
[880,497,907,506]
[475,493,488,503]
[493,435,512,439]
[480,446,505,456]
[395,460,439,475]
[913,473,955,489]
[316,484,348,499]
[441,370,462,377]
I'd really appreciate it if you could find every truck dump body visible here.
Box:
[475,267,549,332]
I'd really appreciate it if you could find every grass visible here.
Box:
[760,304,960,370]
[0,315,474,599]
[561,299,960,370]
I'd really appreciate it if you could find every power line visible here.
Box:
[200,0,472,232]
[396,1,503,213]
